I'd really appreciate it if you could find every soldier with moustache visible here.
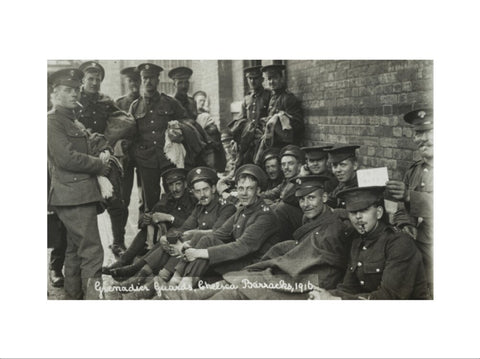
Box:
[77,61,129,257]
[48,69,110,299]
[386,109,434,295]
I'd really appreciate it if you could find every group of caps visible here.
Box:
[161,143,382,214]
[48,60,288,89]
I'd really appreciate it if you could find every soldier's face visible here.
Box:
[414,129,433,159]
[247,76,263,91]
[174,79,190,95]
[237,177,260,207]
[126,77,140,94]
[299,189,327,219]
[142,74,159,93]
[266,73,283,91]
[348,205,383,235]
[54,85,80,109]
[264,158,280,180]
[82,71,102,94]
[193,181,216,206]
[195,95,206,110]
[332,158,358,183]
[281,155,301,179]
[168,180,186,199]
[307,157,328,175]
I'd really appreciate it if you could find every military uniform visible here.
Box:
[143,194,237,273]
[77,61,129,254]
[392,109,434,292]
[229,66,272,167]
[116,92,140,112]
[330,221,430,299]
[130,89,188,210]
[47,68,106,299]
[261,64,304,149]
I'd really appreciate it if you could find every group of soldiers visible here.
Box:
[47,61,433,300]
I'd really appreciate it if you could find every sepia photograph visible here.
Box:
[47,59,433,301]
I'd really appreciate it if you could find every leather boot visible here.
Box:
[49,269,65,288]
[110,260,146,281]
[116,264,152,290]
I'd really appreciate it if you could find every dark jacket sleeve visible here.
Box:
[212,204,237,230]
[208,212,277,265]
[179,208,199,231]
[48,116,104,175]
[284,93,304,139]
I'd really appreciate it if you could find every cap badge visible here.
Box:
[145,64,150,70]
[418,110,426,118]
[196,169,202,174]
[70,70,75,76]
[91,62,96,67]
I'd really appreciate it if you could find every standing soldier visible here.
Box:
[129,63,189,213]
[258,64,303,156]
[115,66,142,239]
[48,68,110,299]
[168,66,220,170]
[77,60,128,257]
[229,65,271,167]
[386,109,434,295]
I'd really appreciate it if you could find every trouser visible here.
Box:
[107,198,128,247]
[48,212,67,272]
[119,228,149,265]
[274,202,303,242]
[122,164,143,225]
[137,165,166,212]
[415,240,433,296]
[53,204,104,300]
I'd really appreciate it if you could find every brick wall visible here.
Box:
[286,60,433,180]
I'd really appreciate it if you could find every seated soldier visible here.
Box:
[102,168,196,278]
[324,144,360,209]
[159,175,353,300]
[159,164,280,290]
[308,186,430,300]
[264,145,305,242]
[114,167,237,299]
[262,144,304,203]
[261,148,284,191]
[299,145,338,193]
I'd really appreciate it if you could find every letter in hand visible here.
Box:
[386,180,408,201]
[99,150,111,164]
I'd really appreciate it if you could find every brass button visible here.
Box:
[202,222,206,226]
[237,225,240,228]
[152,130,155,134]
[362,246,367,250]
[357,262,362,267]
[153,141,157,145]
[360,280,365,285]
[376,268,380,272]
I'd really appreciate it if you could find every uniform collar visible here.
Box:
[272,87,286,96]
[143,90,161,103]
[251,86,265,96]
[196,194,220,212]
[80,88,100,102]
[55,106,76,120]
[358,221,387,245]
[238,197,264,215]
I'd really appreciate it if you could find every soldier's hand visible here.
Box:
[386,180,408,201]
[99,163,111,177]
[182,230,194,242]
[184,248,208,262]
[308,288,341,300]
[169,240,184,257]
[152,212,172,224]
[159,235,170,251]
[142,212,153,225]
[402,225,418,240]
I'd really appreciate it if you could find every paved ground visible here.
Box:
[47,178,140,300]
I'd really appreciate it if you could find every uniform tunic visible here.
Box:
[330,222,430,300]
[47,105,105,299]
[267,87,304,148]
[393,159,433,290]
[116,92,140,112]
[219,208,352,300]
[78,89,120,134]
[183,198,280,278]
[144,195,237,272]
[230,87,271,166]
